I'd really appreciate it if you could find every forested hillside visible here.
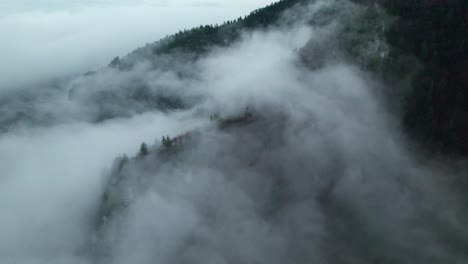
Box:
[113,0,468,155]
[113,0,309,66]
[88,1,468,263]
[381,0,468,155]
[2,0,467,263]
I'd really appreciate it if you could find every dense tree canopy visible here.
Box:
[382,0,468,154]
[150,0,308,55]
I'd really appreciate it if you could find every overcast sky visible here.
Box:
[0,0,273,90]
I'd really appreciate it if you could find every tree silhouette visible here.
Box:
[139,142,149,156]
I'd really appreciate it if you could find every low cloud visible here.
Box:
[1,0,467,263]
[0,0,272,90]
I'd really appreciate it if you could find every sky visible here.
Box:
[0,0,273,90]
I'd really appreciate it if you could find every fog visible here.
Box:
[0,0,272,90]
[1,0,468,264]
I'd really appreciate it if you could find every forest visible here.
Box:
[117,0,468,156]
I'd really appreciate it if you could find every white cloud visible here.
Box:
[0,0,273,90]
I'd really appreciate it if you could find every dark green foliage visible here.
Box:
[218,112,256,129]
[162,136,173,149]
[339,4,393,71]
[144,0,308,56]
[113,0,468,155]
[139,142,149,156]
[109,56,121,68]
[240,0,307,28]
[351,0,468,154]
[116,154,128,171]
[380,0,468,154]
[129,85,186,111]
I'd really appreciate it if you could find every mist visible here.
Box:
[1,0,467,264]
[0,0,272,90]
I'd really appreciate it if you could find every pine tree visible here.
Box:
[139,142,149,156]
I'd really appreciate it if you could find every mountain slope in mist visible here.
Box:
[1,0,468,264]
[90,1,468,264]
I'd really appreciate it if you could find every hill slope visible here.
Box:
[88,1,468,263]
[1,1,467,263]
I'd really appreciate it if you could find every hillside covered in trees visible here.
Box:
[89,1,468,263]
[111,0,468,156]
[379,0,468,155]
[2,0,467,263]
